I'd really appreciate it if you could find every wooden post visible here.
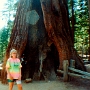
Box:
[70,59,75,68]
[69,59,75,81]
[63,60,69,82]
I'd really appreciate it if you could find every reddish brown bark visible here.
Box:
[40,0,85,70]
[1,0,28,83]
[41,0,72,69]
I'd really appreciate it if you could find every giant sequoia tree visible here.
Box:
[1,0,86,83]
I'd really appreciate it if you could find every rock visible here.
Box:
[24,78,32,83]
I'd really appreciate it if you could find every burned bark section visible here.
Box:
[42,44,59,80]
[21,41,59,81]
[20,0,59,80]
[21,45,39,80]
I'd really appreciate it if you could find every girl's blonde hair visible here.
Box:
[10,49,18,58]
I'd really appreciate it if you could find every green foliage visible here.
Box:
[0,20,13,60]
[68,0,89,54]
[0,0,18,60]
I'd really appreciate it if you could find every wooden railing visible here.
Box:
[57,60,90,82]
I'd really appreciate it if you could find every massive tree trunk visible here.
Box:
[1,0,85,83]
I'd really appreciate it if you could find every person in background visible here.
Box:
[6,49,23,90]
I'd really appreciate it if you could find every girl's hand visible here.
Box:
[9,75,13,80]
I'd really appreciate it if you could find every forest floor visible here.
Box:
[0,77,90,90]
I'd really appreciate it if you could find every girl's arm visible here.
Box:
[18,59,22,80]
[18,68,22,80]
[6,59,13,80]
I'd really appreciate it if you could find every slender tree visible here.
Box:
[1,0,86,83]
[88,0,90,60]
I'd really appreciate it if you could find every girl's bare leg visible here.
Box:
[17,84,23,90]
[9,82,14,90]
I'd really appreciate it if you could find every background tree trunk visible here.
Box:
[88,0,90,60]
[1,0,86,84]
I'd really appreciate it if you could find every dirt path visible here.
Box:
[0,78,90,90]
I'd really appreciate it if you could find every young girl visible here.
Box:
[6,49,23,90]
